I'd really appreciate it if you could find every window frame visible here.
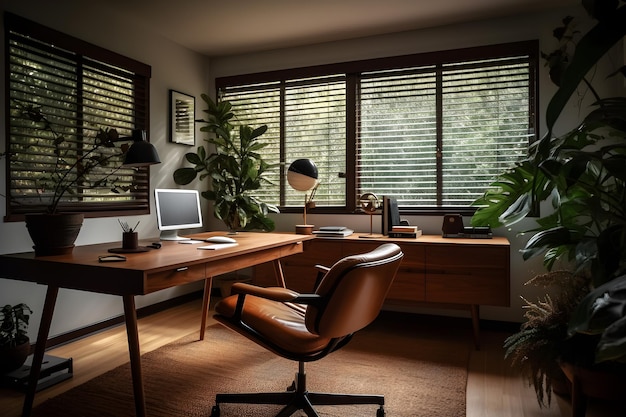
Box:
[3,13,152,222]
[217,41,538,216]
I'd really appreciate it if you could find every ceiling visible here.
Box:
[103,0,577,57]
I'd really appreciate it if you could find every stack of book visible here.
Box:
[313,226,354,238]
[388,225,422,238]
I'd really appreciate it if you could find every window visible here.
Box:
[4,13,152,220]
[217,41,538,215]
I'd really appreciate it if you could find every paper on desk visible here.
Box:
[197,243,239,250]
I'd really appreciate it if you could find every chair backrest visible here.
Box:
[304,243,403,338]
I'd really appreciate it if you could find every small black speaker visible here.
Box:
[442,214,464,236]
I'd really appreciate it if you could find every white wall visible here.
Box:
[1,2,623,342]
[0,0,210,340]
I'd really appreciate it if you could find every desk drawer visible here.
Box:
[147,264,206,292]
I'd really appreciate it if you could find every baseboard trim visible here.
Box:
[40,290,519,351]
[42,290,204,350]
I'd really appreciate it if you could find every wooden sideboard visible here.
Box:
[254,233,510,348]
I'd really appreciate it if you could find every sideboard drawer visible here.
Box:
[387,267,425,301]
[424,244,509,306]
[386,243,425,302]
[425,270,508,305]
[253,235,510,307]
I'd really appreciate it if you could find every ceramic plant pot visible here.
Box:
[25,213,84,256]
[0,338,30,373]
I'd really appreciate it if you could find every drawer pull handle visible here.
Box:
[176,267,189,272]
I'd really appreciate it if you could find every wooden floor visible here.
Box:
[0,298,615,417]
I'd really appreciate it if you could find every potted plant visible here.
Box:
[560,273,626,412]
[471,0,626,408]
[503,271,590,406]
[0,303,32,373]
[6,100,134,255]
[173,94,279,232]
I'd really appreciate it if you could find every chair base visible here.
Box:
[210,362,385,417]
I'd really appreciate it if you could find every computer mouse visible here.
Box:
[205,236,237,244]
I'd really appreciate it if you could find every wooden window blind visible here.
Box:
[4,13,152,220]
[216,41,537,214]
[358,55,532,207]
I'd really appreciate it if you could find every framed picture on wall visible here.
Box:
[169,90,195,145]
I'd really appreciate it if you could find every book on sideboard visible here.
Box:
[388,230,422,239]
[382,196,401,235]
[391,225,418,233]
[313,226,354,237]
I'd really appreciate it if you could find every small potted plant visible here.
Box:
[0,303,33,373]
[503,271,590,407]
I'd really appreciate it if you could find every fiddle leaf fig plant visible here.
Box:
[173,94,279,231]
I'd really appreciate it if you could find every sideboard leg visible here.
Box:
[470,304,481,350]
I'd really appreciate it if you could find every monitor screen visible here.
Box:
[154,189,203,240]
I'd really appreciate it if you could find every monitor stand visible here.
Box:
[159,230,191,241]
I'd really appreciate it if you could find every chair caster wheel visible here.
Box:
[376,407,385,417]
[210,405,220,417]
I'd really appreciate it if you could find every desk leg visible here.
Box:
[273,259,286,288]
[200,277,212,340]
[122,295,146,417]
[22,285,58,417]
[470,304,481,350]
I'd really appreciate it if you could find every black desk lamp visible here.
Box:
[287,158,319,234]
[120,129,161,167]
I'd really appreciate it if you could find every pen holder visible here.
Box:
[122,232,138,250]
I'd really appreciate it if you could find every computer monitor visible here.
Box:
[154,188,203,240]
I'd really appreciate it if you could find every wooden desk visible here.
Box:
[0,232,313,417]
[255,234,510,348]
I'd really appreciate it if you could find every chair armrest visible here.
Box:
[231,282,300,302]
[313,264,330,291]
[231,282,323,307]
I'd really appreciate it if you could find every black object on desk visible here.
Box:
[442,214,492,238]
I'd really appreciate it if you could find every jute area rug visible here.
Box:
[32,312,471,417]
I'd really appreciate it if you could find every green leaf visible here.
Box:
[596,316,626,362]
[471,161,538,228]
[546,5,626,132]
[173,167,197,185]
[522,227,573,262]
[569,275,626,362]
[250,125,268,139]
[186,152,203,165]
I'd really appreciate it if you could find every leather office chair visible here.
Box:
[210,243,404,417]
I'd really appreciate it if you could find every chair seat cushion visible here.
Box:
[215,295,332,356]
